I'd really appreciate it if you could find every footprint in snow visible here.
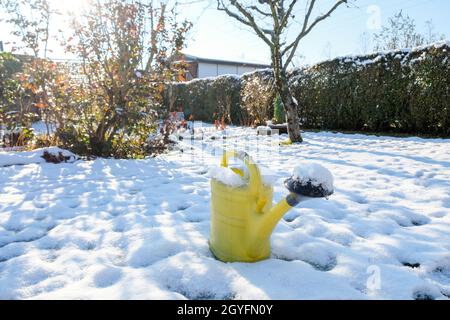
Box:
[400,213,430,227]
[127,188,142,195]
[283,210,300,223]
[410,218,429,226]
[32,200,48,209]
[426,172,437,179]
[390,191,406,199]
[412,285,442,300]
[351,194,369,204]
[305,255,338,272]
[177,204,191,211]
[3,224,25,233]
[402,262,421,269]
[273,254,295,262]
[93,267,123,288]
[61,198,81,209]
[430,211,447,218]
[109,207,126,217]
[43,252,59,263]
[77,241,96,251]
[432,264,450,281]
[171,289,221,301]
[442,198,450,209]
[24,192,37,201]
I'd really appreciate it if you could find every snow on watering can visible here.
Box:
[209,150,334,263]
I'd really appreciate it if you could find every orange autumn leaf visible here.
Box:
[35,102,47,109]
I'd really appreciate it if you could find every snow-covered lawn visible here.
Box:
[1,127,450,300]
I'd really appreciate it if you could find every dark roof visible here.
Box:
[182,53,270,68]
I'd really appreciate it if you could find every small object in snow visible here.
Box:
[42,151,75,164]
[269,124,288,135]
[257,126,272,136]
[168,134,179,143]
[0,147,78,167]
[285,163,334,198]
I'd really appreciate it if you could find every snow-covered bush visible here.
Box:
[241,70,275,127]
[55,0,191,158]
[214,76,242,124]
[166,69,275,126]
[166,75,242,124]
[290,41,450,135]
[0,52,36,148]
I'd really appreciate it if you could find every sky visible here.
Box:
[1,0,449,66]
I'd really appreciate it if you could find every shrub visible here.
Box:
[166,75,242,124]
[241,70,275,127]
[0,52,36,147]
[165,69,275,126]
[273,94,285,124]
[55,0,191,158]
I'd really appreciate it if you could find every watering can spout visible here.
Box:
[249,174,334,258]
[257,194,302,240]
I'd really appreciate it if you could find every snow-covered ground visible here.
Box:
[0,126,449,300]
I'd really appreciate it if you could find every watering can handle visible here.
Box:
[221,150,262,196]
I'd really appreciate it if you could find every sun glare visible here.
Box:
[53,0,90,15]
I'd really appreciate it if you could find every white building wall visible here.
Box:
[237,66,256,75]
[198,63,218,78]
[217,64,238,75]
[197,62,267,78]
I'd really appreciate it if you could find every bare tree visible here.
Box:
[358,31,371,54]
[0,0,55,58]
[322,41,333,60]
[373,11,424,51]
[424,19,445,44]
[217,0,348,142]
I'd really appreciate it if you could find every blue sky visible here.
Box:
[1,0,449,65]
[179,0,449,65]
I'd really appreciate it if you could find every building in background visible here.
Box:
[175,53,270,80]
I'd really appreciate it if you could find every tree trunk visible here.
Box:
[272,52,303,143]
[281,86,303,143]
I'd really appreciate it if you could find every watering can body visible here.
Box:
[209,150,293,263]
[210,178,273,262]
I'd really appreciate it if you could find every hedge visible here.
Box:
[164,41,450,136]
[165,69,274,125]
[290,41,450,135]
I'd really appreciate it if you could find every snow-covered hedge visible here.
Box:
[165,70,274,125]
[290,41,450,135]
[166,41,450,136]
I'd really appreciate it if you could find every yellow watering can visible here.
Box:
[209,150,334,263]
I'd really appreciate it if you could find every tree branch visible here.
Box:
[280,0,297,30]
[267,0,280,34]
[217,0,273,46]
[283,0,347,70]
[282,0,316,56]
[249,5,272,17]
